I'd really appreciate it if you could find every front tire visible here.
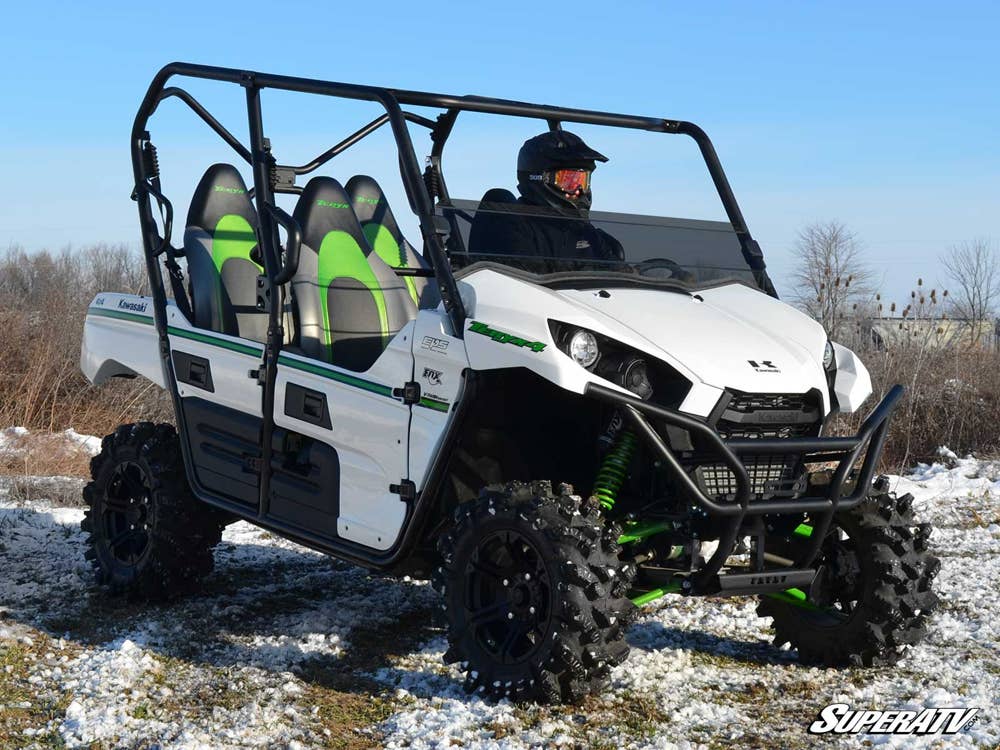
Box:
[434,481,637,703]
[82,422,225,599]
[758,489,940,666]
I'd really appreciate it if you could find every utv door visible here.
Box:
[270,335,414,550]
[167,316,268,510]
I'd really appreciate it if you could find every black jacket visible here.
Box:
[469,199,624,271]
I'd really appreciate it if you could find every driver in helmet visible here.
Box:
[480,130,624,267]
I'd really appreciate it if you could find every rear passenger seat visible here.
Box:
[290,177,416,372]
[184,163,269,342]
[346,175,439,309]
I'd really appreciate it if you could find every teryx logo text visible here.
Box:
[809,703,980,736]
[468,321,546,353]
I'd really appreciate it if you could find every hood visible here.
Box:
[555,283,828,394]
[458,269,832,414]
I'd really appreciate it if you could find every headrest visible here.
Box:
[479,188,518,207]
[345,175,405,245]
[187,163,257,231]
[294,177,368,252]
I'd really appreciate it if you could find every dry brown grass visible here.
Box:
[0,246,171,476]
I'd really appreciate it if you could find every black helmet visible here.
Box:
[516,130,608,213]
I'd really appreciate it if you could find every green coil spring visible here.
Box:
[593,428,637,510]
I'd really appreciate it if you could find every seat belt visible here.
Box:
[163,254,194,323]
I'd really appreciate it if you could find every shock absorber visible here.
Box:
[593,426,637,511]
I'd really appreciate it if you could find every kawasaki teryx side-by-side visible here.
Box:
[80,63,939,703]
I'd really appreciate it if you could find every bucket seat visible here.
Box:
[184,163,269,342]
[345,175,438,309]
[291,177,416,371]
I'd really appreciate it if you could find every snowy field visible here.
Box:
[0,428,996,749]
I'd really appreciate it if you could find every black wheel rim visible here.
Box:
[102,461,153,567]
[465,529,553,666]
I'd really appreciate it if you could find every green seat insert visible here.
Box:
[346,174,438,309]
[292,177,416,371]
[183,164,268,341]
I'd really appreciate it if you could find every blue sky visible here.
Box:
[1,0,997,306]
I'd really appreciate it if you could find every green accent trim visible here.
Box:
[365,223,419,305]
[793,523,814,538]
[418,397,450,413]
[630,583,683,606]
[618,520,672,545]
[211,214,259,274]
[764,587,825,612]
[166,326,263,357]
[317,230,389,360]
[88,307,154,325]
[211,214,260,326]
[277,355,394,398]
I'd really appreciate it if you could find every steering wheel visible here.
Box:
[635,258,693,281]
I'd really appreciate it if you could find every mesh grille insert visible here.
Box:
[696,455,806,501]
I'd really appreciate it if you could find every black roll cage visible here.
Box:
[132,63,775,334]
[129,62,780,574]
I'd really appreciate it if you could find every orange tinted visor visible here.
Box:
[552,168,591,193]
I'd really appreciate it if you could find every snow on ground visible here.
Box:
[0,435,997,749]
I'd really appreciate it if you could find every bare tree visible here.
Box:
[941,238,999,346]
[789,221,876,340]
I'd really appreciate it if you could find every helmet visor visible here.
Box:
[552,168,591,194]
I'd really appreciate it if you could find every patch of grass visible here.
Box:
[302,685,394,750]
[130,703,150,720]
[290,604,437,748]
[0,629,75,748]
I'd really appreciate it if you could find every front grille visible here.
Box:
[695,455,807,502]
[687,391,823,502]
[716,392,821,440]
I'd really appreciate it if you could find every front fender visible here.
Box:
[830,342,873,413]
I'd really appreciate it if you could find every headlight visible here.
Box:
[569,330,600,368]
[823,341,836,371]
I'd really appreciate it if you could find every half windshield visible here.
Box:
[442,199,760,289]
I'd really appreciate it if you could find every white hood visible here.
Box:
[556,283,828,394]
[458,270,847,417]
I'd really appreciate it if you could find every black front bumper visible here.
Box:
[585,382,904,591]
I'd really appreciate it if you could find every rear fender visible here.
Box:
[81,294,165,387]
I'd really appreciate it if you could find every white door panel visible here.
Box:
[408,310,470,491]
[274,324,415,551]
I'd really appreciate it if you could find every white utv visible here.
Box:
[80,63,939,704]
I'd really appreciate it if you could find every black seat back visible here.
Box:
[345,175,438,309]
[292,177,416,371]
[468,187,519,259]
[184,164,268,341]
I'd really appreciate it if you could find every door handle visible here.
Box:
[284,384,332,429]
[171,350,214,392]
[303,394,323,419]
[189,361,207,385]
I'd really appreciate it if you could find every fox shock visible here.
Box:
[593,425,637,511]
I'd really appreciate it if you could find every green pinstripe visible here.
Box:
[87,306,449,412]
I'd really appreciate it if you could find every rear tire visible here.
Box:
[757,489,940,666]
[433,481,637,703]
[82,422,225,600]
